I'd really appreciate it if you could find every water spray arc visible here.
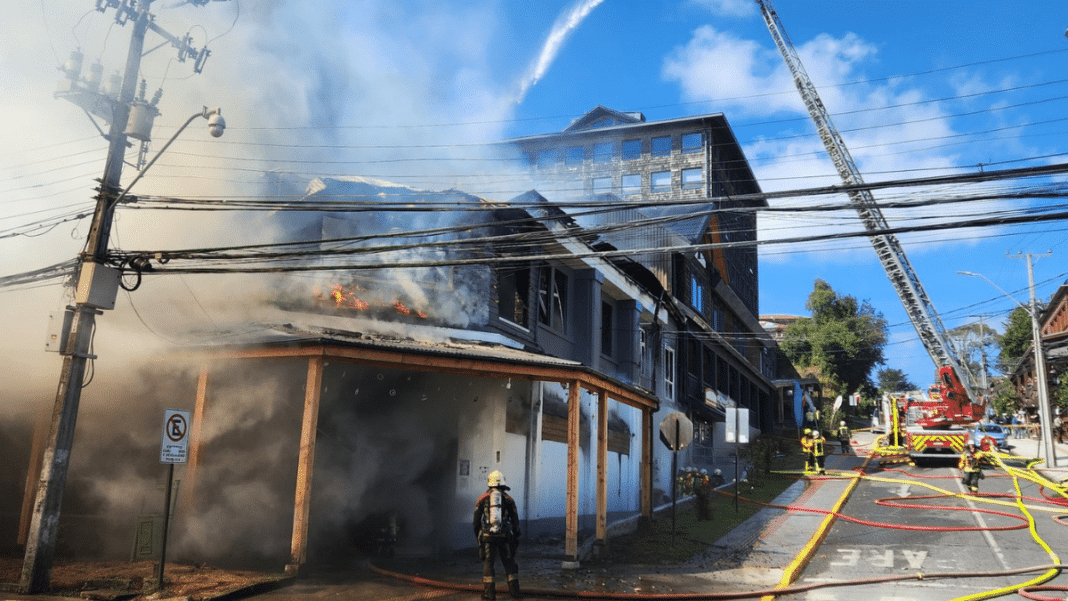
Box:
[514,0,606,104]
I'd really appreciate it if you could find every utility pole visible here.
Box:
[1010,251,1056,467]
[20,4,150,591]
[21,0,218,592]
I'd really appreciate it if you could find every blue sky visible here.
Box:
[2,0,1067,401]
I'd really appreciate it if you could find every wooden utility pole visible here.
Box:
[19,3,152,592]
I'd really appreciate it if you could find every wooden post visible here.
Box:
[286,355,323,575]
[564,380,581,562]
[595,389,607,545]
[178,365,209,513]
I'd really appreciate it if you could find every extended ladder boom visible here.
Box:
[756,0,978,399]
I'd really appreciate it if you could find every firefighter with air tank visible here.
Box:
[959,441,986,494]
[473,470,521,600]
[800,429,827,474]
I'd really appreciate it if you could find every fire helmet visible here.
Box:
[487,470,509,489]
[812,431,820,438]
[803,428,812,436]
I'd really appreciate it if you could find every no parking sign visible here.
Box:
[160,409,190,464]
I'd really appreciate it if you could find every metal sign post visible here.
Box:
[725,408,749,512]
[158,409,189,590]
[659,412,692,546]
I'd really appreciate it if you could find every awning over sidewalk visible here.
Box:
[181,324,659,571]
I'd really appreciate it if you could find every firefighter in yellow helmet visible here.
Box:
[811,430,827,474]
[958,441,985,494]
[799,429,815,472]
[473,470,521,600]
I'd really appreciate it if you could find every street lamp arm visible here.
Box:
[956,271,1030,315]
[109,107,225,209]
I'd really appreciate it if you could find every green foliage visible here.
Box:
[782,280,889,397]
[877,368,916,393]
[741,435,781,480]
[1053,378,1068,412]
[990,378,1022,415]
[997,307,1034,373]
[591,459,803,566]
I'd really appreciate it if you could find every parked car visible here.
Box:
[970,422,1009,450]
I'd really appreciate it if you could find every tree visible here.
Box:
[877,368,916,393]
[949,321,998,386]
[997,306,1033,374]
[781,279,889,398]
[989,378,1022,416]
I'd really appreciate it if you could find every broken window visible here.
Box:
[497,267,530,327]
[538,266,568,331]
[601,300,614,357]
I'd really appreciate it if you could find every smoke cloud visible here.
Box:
[2,0,599,570]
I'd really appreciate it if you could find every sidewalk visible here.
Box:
[997,431,1068,483]
[372,447,870,597]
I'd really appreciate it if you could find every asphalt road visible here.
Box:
[779,456,1068,601]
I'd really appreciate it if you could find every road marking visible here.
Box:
[956,479,1012,570]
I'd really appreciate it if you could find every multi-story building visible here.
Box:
[505,106,790,457]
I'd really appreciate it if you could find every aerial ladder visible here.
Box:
[756,0,985,449]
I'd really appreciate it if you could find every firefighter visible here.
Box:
[836,421,852,455]
[810,431,827,474]
[710,468,725,488]
[694,469,712,520]
[959,441,984,494]
[800,429,815,473]
[474,470,521,600]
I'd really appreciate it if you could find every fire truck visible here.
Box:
[904,367,988,455]
[758,1,988,458]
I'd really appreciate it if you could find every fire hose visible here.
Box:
[371,453,1067,600]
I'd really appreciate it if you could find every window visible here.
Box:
[664,346,676,401]
[651,136,671,157]
[565,146,584,166]
[621,173,641,195]
[538,266,568,331]
[593,142,613,163]
[651,170,671,191]
[682,132,703,154]
[682,167,703,190]
[690,274,703,310]
[592,177,612,194]
[601,301,614,357]
[537,149,558,167]
[622,139,641,160]
[497,267,529,327]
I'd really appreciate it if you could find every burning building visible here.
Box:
[12,107,803,574]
